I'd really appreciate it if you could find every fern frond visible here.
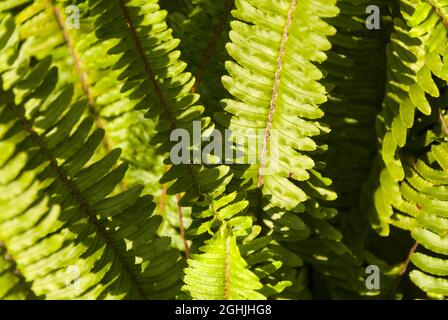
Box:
[388,143,448,297]
[4,0,446,301]
[365,0,448,297]
[86,0,291,298]
[369,0,448,235]
[89,0,250,238]
[321,0,389,214]
[11,0,192,251]
[238,230,300,297]
[0,241,36,299]
[183,224,265,300]
[303,0,392,297]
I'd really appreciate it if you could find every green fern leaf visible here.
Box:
[183,224,265,300]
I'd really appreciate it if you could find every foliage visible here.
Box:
[1,0,448,300]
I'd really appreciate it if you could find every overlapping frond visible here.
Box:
[10,0,190,251]
[321,0,389,218]
[183,224,265,300]
[167,0,233,112]
[216,0,359,299]
[85,0,282,297]
[0,16,182,299]
[3,0,448,301]
[14,0,155,175]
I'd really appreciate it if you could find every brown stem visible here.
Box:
[157,165,190,257]
[0,241,37,299]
